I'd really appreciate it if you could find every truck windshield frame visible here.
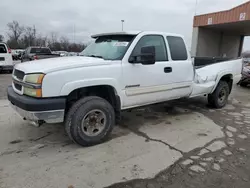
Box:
[80,35,135,60]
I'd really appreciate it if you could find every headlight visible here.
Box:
[23,87,42,97]
[24,74,45,84]
[23,73,44,97]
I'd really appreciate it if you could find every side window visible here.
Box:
[167,36,187,61]
[131,35,168,61]
[0,44,7,53]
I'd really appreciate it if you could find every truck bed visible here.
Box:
[190,58,242,97]
[193,57,231,68]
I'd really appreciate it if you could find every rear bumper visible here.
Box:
[239,73,250,83]
[7,86,66,123]
[240,77,250,83]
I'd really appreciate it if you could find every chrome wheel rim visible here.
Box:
[218,87,226,104]
[81,109,106,137]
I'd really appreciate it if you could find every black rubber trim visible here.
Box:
[7,86,66,111]
[114,94,121,123]
[0,66,13,71]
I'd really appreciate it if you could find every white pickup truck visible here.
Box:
[0,42,13,72]
[8,31,242,146]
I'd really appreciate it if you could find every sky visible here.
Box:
[0,0,249,49]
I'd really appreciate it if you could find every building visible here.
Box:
[191,1,250,58]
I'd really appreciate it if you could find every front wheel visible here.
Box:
[208,81,230,108]
[65,96,115,147]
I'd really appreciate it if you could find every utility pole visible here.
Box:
[73,24,75,44]
[121,20,125,31]
[194,0,198,15]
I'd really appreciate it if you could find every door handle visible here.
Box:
[164,67,172,73]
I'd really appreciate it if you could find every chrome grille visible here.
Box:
[13,69,25,93]
[14,69,25,80]
[14,83,22,91]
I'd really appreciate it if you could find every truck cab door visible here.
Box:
[164,36,194,98]
[121,34,174,108]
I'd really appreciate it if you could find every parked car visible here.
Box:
[68,52,78,56]
[237,63,250,87]
[11,49,25,60]
[21,47,60,62]
[53,51,68,57]
[8,31,242,146]
[0,42,13,72]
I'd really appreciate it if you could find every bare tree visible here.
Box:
[7,21,24,47]
[5,21,86,50]
[60,36,69,51]
[36,35,48,46]
[48,32,61,51]
[0,34,4,42]
[22,25,36,46]
[50,32,58,44]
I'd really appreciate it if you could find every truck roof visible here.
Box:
[91,31,184,38]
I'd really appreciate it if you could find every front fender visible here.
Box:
[60,78,121,96]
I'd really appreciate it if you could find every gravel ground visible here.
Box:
[0,73,250,188]
[107,86,250,188]
[0,74,12,100]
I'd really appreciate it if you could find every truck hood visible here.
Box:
[15,56,113,74]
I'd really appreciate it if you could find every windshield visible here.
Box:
[80,35,135,60]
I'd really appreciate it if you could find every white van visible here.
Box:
[0,42,13,72]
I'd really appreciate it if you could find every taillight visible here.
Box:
[8,48,11,53]
[33,55,38,60]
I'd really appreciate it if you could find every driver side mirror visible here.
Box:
[129,46,155,65]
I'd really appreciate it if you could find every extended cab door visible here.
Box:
[164,35,194,98]
[121,34,174,108]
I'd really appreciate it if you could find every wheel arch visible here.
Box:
[212,73,233,93]
[65,84,121,122]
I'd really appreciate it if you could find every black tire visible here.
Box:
[240,82,248,87]
[65,96,115,147]
[208,81,230,108]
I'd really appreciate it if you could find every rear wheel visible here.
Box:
[65,96,115,146]
[208,81,230,108]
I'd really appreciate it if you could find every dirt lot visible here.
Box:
[0,73,250,188]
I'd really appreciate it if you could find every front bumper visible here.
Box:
[7,86,66,124]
